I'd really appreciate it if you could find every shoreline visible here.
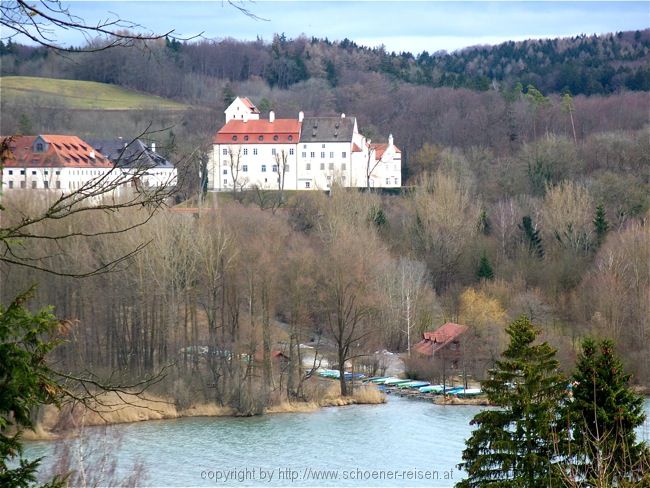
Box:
[21,386,386,441]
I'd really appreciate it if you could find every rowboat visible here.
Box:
[397,380,430,389]
[382,378,412,386]
[419,384,444,394]
[456,388,483,398]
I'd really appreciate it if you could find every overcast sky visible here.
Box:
[22,1,650,54]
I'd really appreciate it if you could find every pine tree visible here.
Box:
[565,338,649,485]
[519,215,544,258]
[457,316,567,488]
[476,254,494,280]
[477,209,492,236]
[593,203,609,246]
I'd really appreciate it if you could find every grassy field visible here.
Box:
[0,76,191,111]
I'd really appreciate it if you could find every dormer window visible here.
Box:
[288,135,293,141]
[35,142,44,152]
[273,135,279,141]
[258,135,263,141]
[232,135,238,141]
[244,135,249,141]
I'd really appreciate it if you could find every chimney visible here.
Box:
[269,110,275,123]
[89,150,95,159]
[151,142,156,153]
[388,134,393,147]
[298,111,304,123]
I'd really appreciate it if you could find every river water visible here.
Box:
[24,396,650,487]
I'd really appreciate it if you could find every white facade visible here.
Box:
[208,98,402,192]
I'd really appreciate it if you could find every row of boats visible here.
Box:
[315,369,483,398]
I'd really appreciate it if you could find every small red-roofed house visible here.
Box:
[413,322,469,370]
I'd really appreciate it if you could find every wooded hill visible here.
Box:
[2,28,649,95]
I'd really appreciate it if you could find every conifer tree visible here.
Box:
[565,338,649,486]
[476,254,494,280]
[593,204,609,247]
[457,316,567,488]
[519,215,544,258]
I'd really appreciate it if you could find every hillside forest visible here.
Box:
[1,30,649,413]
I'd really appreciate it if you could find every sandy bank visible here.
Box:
[23,386,385,441]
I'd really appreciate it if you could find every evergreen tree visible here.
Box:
[458,316,567,488]
[519,216,544,259]
[222,84,236,107]
[477,209,492,236]
[565,338,649,485]
[1,289,65,487]
[17,114,32,135]
[593,203,609,246]
[476,254,494,280]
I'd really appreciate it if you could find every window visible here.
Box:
[285,164,290,172]
[55,170,60,175]
[223,169,228,175]
[8,181,13,189]
[302,152,306,158]
[44,170,49,175]
[20,181,25,189]
[310,152,315,158]
[244,135,249,141]
[8,170,12,175]
[253,148,258,156]
[306,163,311,171]
[44,181,49,189]
[386,178,390,185]
[322,144,326,149]
[303,144,307,149]
[288,135,293,141]
[32,170,37,175]
[232,135,238,141]
[272,165,277,172]
[330,152,334,158]
[342,152,347,158]
[394,177,398,185]
[36,143,44,152]
[327,175,332,181]
[224,179,228,185]
[56,181,61,189]
[320,163,325,170]
[329,163,334,170]
[273,135,279,141]
[20,169,25,175]
[272,148,276,156]
[242,165,248,172]
[341,163,346,170]
[243,148,248,155]
[305,182,310,188]
[222,149,228,155]
[320,152,325,158]
[258,135,263,141]
[32,181,37,189]
[261,165,267,172]
[289,148,294,155]
[342,175,346,181]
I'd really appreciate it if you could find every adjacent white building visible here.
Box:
[208,97,401,192]
[1,135,176,196]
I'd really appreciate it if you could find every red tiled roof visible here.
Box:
[413,322,468,356]
[3,135,112,168]
[240,97,260,114]
[214,119,301,144]
[371,143,401,160]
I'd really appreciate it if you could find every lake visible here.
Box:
[24,396,650,487]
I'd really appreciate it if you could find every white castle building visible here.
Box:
[207,97,401,191]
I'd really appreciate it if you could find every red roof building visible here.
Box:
[3,135,111,168]
[214,119,301,145]
[413,322,469,357]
